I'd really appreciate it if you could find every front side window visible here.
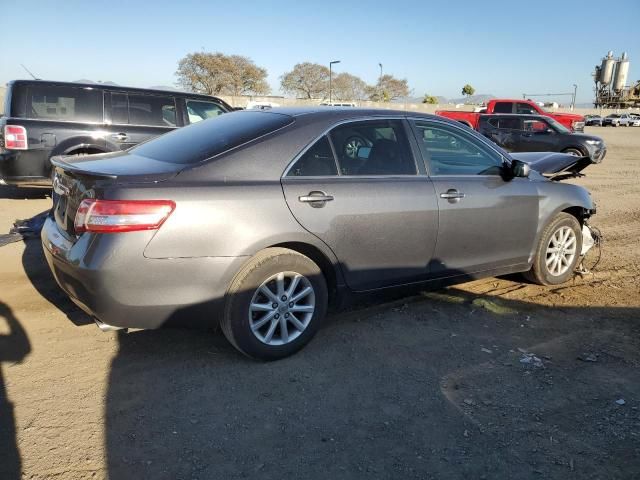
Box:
[287,136,338,177]
[111,93,128,124]
[186,100,226,124]
[328,120,416,175]
[516,103,538,114]
[28,85,102,122]
[523,119,550,132]
[413,121,503,176]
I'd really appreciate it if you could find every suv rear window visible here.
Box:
[131,111,293,164]
[27,85,102,122]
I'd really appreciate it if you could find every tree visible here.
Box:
[331,72,368,101]
[176,52,270,96]
[280,62,330,99]
[368,74,410,102]
[422,94,439,104]
[461,84,476,101]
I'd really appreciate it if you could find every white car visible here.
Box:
[629,114,640,127]
[603,113,633,127]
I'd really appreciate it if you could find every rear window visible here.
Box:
[131,111,294,164]
[493,102,513,114]
[27,85,102,122]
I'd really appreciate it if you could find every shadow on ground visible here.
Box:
[0,303,31,480]
[104,292,640,480]
[14,221,639,479]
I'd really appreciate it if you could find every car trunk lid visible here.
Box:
[50,151,182,239]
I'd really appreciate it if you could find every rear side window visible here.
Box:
[287,136,338,177]
[329,120,416,175]
[110,93,176,127]
[489,117,521,130]
[131,111,293,164]
[27,85,102,122]
[129,94,176,127]
[186,100,226,124]
[493,102,513,114]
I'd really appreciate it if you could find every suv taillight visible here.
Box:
[4,125,28,150]
[74,199,176,234]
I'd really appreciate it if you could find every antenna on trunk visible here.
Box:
[20,64,39,80]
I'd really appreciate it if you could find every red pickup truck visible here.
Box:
[436,99,585,132]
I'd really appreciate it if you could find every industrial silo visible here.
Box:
[600,51,616,85]
[613,52,630,92]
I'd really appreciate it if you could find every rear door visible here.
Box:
[104,92,178,150]
[410,119,539,275]
[281,119,439,291]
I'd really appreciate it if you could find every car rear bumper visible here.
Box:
[41,215,247,330]
[0,150,51,186]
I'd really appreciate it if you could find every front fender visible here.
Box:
[528,180,594,262]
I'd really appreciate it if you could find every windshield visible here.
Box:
[547,117,570,133]
[131,111,293,164]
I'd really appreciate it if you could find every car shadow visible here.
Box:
[20,213,90,326]
[0,302,31,480]
[104,284,640,479]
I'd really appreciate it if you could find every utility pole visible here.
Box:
[572,84,578,110]
[329,60,341,103]
[378,63,383,101]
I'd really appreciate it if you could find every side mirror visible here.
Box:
[511,159,530,178]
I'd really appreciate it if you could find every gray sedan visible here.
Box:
[42,108,596,360]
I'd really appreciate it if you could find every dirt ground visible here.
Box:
[0,127,639,480]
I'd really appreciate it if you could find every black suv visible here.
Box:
[0,80,232,186]
[478,114,606,162]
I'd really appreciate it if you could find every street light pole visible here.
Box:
[572,84,578,110]
[329,60,341,103]
[378,63,383,101]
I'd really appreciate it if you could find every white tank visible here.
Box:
[613,52,630,92]
[600,51,615,85]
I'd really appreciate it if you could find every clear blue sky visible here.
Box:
[1,0,638,103]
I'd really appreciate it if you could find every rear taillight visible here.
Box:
[74,199,175,234]
[4,125,28,150]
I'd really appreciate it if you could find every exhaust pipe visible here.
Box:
[94,317,125,332]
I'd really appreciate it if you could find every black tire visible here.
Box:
[563,147,585,157]
[524,213,582,286]
[221,247,328,360]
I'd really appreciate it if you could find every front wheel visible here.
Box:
[221,248,328,360]
[524,213,583,285]
[563,147,584,157]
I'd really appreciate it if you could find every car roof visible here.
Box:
[7,79,226,102]
[247,106,438,121]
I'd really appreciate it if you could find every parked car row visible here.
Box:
[478,114,606,162]
[42,107,598,359]
[436,98,586,132]
[585,113,640,127]
[0,80,233,186]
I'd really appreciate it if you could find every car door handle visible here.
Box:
[111,133,128,141]
[299,191,334,207]
[440,189,465,200]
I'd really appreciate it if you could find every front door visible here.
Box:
[281,119,439,291]
[104,92,178,151]
[410,119,539,275]
[517,117,559,152]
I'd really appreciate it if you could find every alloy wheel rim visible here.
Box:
[344,137,365,159]
[545,226,577,276]
[249,271,315,346]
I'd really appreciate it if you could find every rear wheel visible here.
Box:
[221,248,328,360]
[524,213,582,285]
